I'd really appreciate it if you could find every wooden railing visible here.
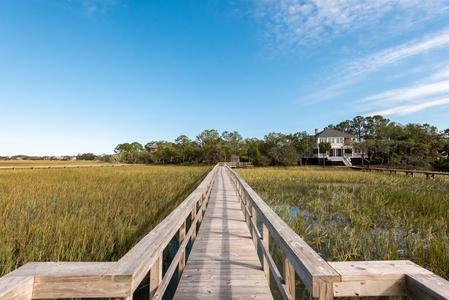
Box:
[0,165,218,300]
[220,161,253,168]
[351,166,449,179]
[225,165,449,300]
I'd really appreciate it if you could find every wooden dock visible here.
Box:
[173,167,273,299]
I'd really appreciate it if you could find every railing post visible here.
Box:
[284,257,295,299]
[178,220,187,278]
[262,224,270,287]
[244,194,251,227]
[314,281,334,300]
[191,207,197,242]
[150,255,163,299]
[198,195,203,223]
[252,206,258,247]
[201,193,207,215]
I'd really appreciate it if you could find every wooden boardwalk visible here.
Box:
[2,164,449,299]
[173,167,273,300]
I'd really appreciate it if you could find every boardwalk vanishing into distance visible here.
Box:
[173,167,273,299]
[1,164,449,299]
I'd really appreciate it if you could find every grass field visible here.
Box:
[0,164,211,277]
[237,166,449,280]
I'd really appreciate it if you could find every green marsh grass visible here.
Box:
[238,167,449,281]
[0,165,211,276]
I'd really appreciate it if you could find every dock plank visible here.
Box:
[173,167,273,300]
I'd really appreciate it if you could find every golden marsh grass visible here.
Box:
[237,166,449,280]
[0,165,211,276]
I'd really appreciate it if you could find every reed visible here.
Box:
[0,165,211,276]
[238,167,449,280]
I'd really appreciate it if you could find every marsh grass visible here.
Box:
[238,167,449,281]
[0,165,211,276]
[0,160,108,167]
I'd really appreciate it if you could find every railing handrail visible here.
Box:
[224,165,340,299]
[351,166,449,177]
[224,164,449,299]
[220,161,253,168]
[0,164,219,300]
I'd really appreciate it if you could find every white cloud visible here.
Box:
[299,32,449,104]
[60,0,119,15]
[357,71,449,117]
[368,97,449,116]
[253,0,449,50]
[344,30,449,78]
[361,80,449,103]
[431,67,449,80]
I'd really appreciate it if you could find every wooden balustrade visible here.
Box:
[224,164,449,300]
[351,166,449,179]
[0,165,218,300]
[219,161,253,168]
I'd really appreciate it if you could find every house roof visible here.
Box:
[316,128,354,138]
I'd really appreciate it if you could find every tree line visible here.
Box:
[112,115,449,171]
[112,130,316,167]
[328,115,449,171]
[4,115,447,171]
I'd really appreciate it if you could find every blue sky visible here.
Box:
[2,0,449,156]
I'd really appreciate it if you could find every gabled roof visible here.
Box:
[316,128,353,138]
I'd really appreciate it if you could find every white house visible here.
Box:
[311,128,363,166]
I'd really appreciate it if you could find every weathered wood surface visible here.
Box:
[330,260,449,298]
[406,273,449,300]
[173,167,273,300]
[4,262,131,299]
[329,260,430,297]
[0,276,33,300]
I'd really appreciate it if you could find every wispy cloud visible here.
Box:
[431,66,449,80]
[360,80,449,104]
[299,30,449,104]
[252,0,449,51]
[61,0,119,15]
[368,97,449,116]
[344,30,449,78]
[357,68,449,117]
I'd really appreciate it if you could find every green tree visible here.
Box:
[174,135,198,163]
[196,129,222,163]
[263,132,300,165]
[114,142,144,164]
[245,138,270,166]
[221,131,244,161]
[289,131,316,165]
[318,142,332,166]
[76,153,97,160]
